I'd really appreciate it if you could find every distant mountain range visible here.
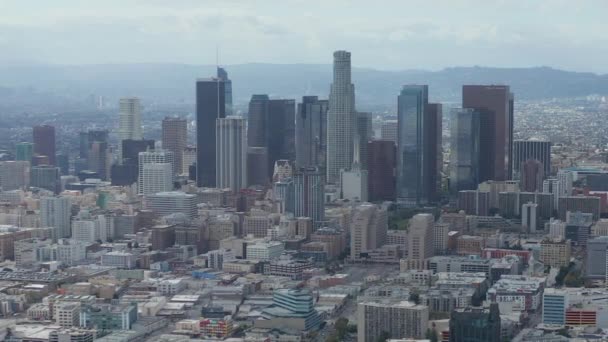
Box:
[0,63,607,112]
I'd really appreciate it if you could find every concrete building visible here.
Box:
[101,251,136,269]
[246,241,284,261]
[216,116,246,192]
[542,288,568,325]
[458,190,490,216]
[350,203,387,260]
[586,236,608,280]
[558,196,601,221]
[357,300,428,341]
[40,196,71,240]
[118,97,143,142]
[522,202,538,233]
[162,117,187,175]
[0,161,29,191]
[293,167,325,228]
[56,302,81,327]
[31,165,60,193]
[138,150,174,195]
[326,50,356,184]
[403,214,434,270]
[146,191,197,219]
[540,239,571,268]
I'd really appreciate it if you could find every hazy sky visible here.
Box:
[2,0,607,73]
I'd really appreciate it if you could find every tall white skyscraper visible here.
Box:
[216,117,246,192]
[40,196,71,241]
[326,50,356,184]
[118,97,143,141]
[138,150,174,195]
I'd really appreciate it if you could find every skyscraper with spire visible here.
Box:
[326,50,356,184]
[217,67,233,116]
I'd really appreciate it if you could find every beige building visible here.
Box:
[402,214,434,270]
[456,235,485,256]
[539,239,571,268]
[357,300,429,342]
[350,203,387,260]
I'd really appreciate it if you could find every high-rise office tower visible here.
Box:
[217,67,233,116]
[79,132,90,160]
[295,96,328,169]
[112,139,155,186]
[247,147,269,187]
[138,150,174,195]
[15,142,34,162]
[268,99,296,173]
[0,161,29,191]
[340,138,368,202]
[350,203,387,260]
[56,154,69,175]
[247,95,296,178]
[326,50,356,184]
[512,139,551,179]
[462,85,513,182]
[31,165,60,194]
[141,163,173,196]
[403,213,434,270]
[40,196,71,240]
[425,103,443,202]
[367,140,396,202]
[522,201,538,233]
[196,77,226,187]
[88,141,110,180]
[162,117,188,175]
[33,125,56,165]
[216,117,246,192]
[520,159,544,192]
[397,85,430,206]
[380,120,398,144]
[450,108,481,194]
[356,112,373,170]
[293,167,325,228]
[118,97,143,142]
[247,94,269,148]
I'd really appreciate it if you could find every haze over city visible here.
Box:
[1,2,608,342]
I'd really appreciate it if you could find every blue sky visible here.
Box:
[1,0,607,72]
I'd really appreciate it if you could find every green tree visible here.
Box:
[426,328,438,342]
[377,331,390,342]
[409,293,421,305]
[334,317,349,339]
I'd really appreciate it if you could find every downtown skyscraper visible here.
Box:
[462,85,513,182]
[295,96,328,169]
[326,50,356,184]
[247,95,296,180]
[162,117,188,175]
[118,97,143,142]
[196,77,226,187]
[396,85,442,206]
[33,125,56,166]
[216,117,246,192]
